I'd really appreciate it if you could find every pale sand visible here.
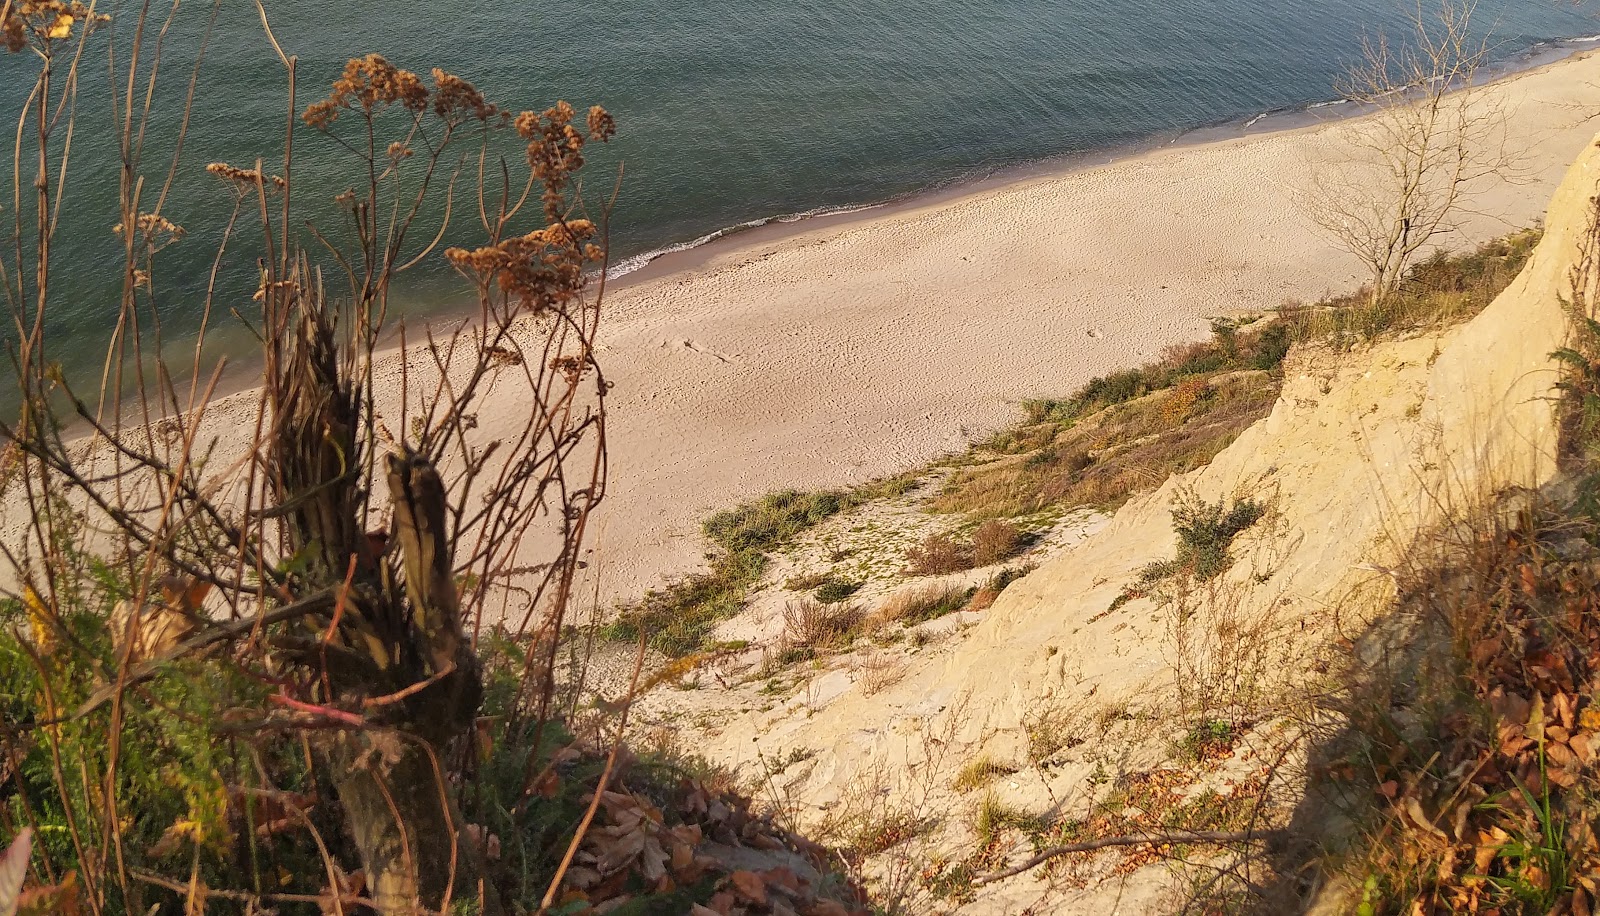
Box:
[584,50,1600,604]
[9,52,1596,610]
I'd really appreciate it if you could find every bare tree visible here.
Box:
[1303,0,1515,306]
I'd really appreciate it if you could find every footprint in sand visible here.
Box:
[661,338,734,363]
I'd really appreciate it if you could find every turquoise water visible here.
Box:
[0,0,1595,404]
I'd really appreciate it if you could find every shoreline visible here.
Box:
[24,44,1600,612]
[604,34,1600,293]
[164,36,1599,418]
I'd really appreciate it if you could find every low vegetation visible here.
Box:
[1111,494,1268,610]
[1302,217,1600,915]
[607,234,1539,672]
[874,583,974,627]
[607,475,920,657]
[935,231,1540,520]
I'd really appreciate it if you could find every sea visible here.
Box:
[0,0,1595,411]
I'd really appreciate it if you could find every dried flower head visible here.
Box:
[205,162,287,192]
[3,1,109,53]
[444,219,603,315]
[113,212,186,255]
[515,102,615,221]
[303,54,428,129]
[430,68,501,125]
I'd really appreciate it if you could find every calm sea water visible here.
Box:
[0,0,1594,405]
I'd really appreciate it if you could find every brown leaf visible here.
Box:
[1549,741,1578,768]
[1473,841,1497,875]
[1573,733,1595,766]
[1555,692,1578,730]
[16,872,80,916]
[1489,688,1531,729]
[1499,723,1535,758]
[730,869,769,905]
[528,767,560,800]
[1403,797,1449,843]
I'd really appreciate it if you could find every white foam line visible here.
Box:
[606,202,887,279]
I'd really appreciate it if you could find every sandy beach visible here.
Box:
[7,50,1597,611]
[579,49,1600,604]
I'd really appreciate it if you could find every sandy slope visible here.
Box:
[585,49,1600,604]
[643,90,1600,916]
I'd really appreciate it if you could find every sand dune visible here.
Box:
[584,50,1600,604]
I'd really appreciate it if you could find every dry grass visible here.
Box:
[971,519,1022,566]
[932,232,1541,522]
[853,651,909,696]
[952,755,1019,792]
[1313,504,1600,915]
[874,583,974,627]
[935,371,1279,518]
[781,598,865,651]
[904,533,973,575]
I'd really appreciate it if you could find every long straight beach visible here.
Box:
[573,49,1600,604]
[9,49,1598,611]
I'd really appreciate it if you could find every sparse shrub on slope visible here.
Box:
[971,519,1022,566]
[1111,493,1267,610]
[904,533,973,576]
[938,232,1541,521]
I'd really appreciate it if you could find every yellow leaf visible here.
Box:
[46,15,73,40]
[23,586,55,653]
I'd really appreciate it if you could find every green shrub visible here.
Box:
[814,577,863,603]
[703,489,855,553]
[603,548,767,656]
[1171,497,1267,581]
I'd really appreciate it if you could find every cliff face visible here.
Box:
[681,135,1600,911]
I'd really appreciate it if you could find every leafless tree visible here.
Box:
[1303,0,1516,306]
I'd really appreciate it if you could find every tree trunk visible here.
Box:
[329,731,498,915]
[272,290,499,914]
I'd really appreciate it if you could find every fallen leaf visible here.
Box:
[0,829,29,916]
[730,870,768,905]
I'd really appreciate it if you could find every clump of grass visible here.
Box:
[875,583,975,627]
[952,755,1019,792]
[814,577,864,604]
[703,489,855,553]
[1024,706,1085,766]
[784,571,834,591]
[1112,494,1266,609]
[971,519,1022,566]
[974,792,1046,846]
[602,548,766,656]
[780,599,864,652]
[905,533,973,576]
